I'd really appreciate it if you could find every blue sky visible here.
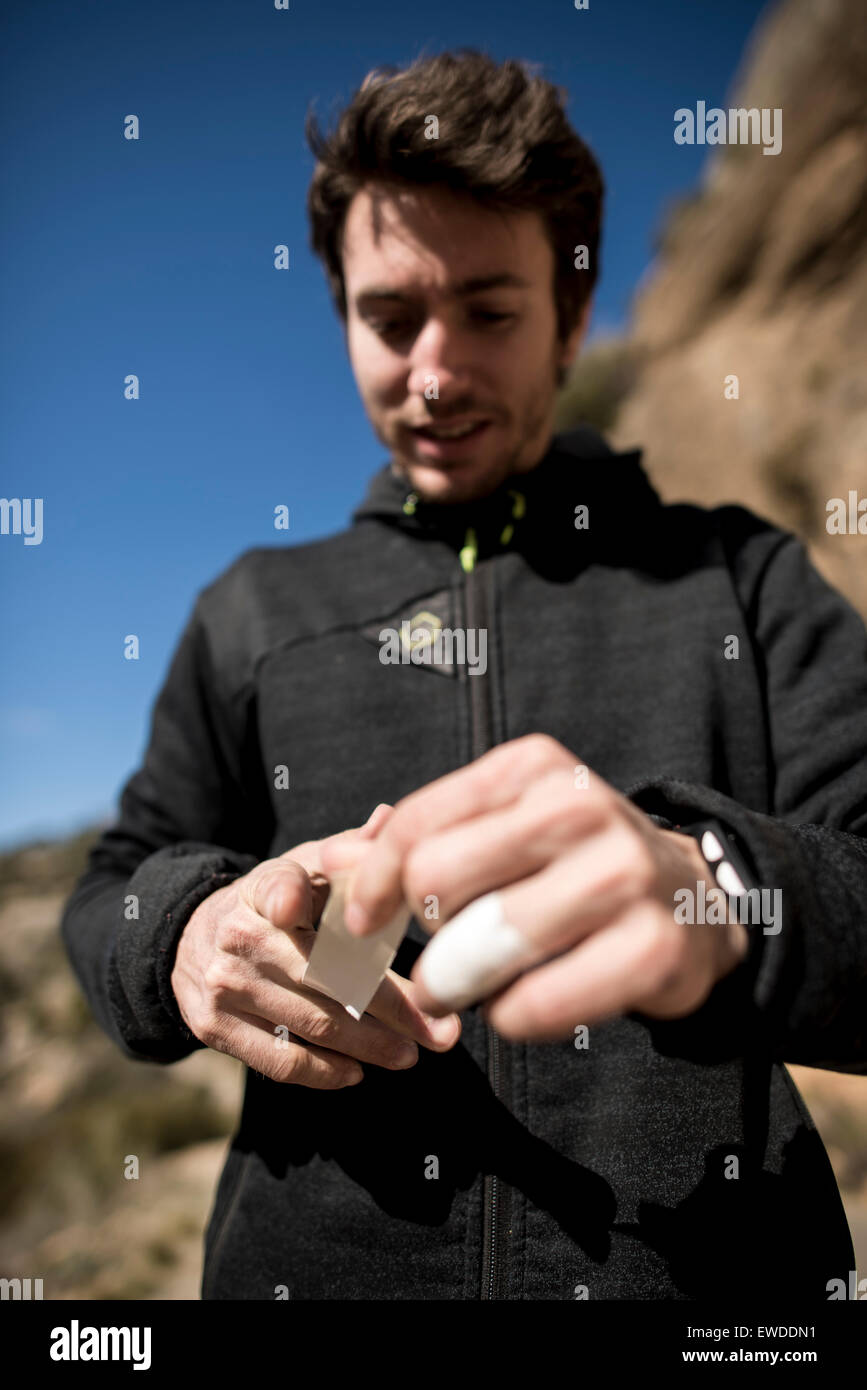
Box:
[0,0,771,849]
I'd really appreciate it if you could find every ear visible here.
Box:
[558,295,593,371]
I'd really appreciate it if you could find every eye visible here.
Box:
[365,310,516,339]
[367,317,414,338]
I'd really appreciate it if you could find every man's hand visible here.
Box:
[342,736,749,1041]
[170,804,461,1088]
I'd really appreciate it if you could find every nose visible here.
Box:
[405,314,475,401]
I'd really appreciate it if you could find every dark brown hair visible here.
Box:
[305,48,604,347]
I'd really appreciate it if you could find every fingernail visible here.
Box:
[344,901,369,936]
[391,1041,419,1068]
[425,1013,460,1043]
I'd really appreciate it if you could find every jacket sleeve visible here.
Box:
[60,576,274,1063]
[626,524,867,1074]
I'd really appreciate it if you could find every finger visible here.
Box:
[397,770,612,928]
[271,810,394,902]
[480,904,698,1041]
[359,803,394,838]
[206,1009,365,1088]
[409,826,655,1014]
[217,904,460,1051]
[364,966,462,1050]
[345,734,574,935]
[223,975,425,1071]
[319,809,395,869]
[319,834,376,877]
[287,812,396,903]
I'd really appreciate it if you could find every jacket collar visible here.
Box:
[351,425,661,567]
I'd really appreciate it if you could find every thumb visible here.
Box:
[242,857,316,929]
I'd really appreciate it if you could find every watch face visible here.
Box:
[699,829,725,863]
[714,859,747,897]
[689,819,754,896]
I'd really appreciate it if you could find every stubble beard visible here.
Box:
[386,376,557,506]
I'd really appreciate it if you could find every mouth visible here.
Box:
[407,418,493,460]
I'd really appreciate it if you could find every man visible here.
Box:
[62,49,867,1301]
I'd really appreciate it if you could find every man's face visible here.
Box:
[341,183,590,504]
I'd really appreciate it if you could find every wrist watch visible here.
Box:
[674,817,759,899]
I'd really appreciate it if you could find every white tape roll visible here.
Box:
[417,891,537,1012]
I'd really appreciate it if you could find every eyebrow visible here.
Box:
[354,272,532,306]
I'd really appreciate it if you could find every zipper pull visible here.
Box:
[499,489,526,547]
[460,526,478,573]
[402,491,419,516]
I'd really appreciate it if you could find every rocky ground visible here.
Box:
[0,862,244,1300]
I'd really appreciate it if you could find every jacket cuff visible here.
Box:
[108,841,260,1062]
[622,778,782,1058]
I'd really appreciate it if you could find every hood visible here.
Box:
[350,425,660,569]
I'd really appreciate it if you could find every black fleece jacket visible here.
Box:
[60,425,867,1300]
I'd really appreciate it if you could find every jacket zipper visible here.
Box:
[405,488,523,1300]
[460,526,509,1302]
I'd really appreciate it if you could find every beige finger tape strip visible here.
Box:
[302,871,411,1021]
[417,891,537,1012]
